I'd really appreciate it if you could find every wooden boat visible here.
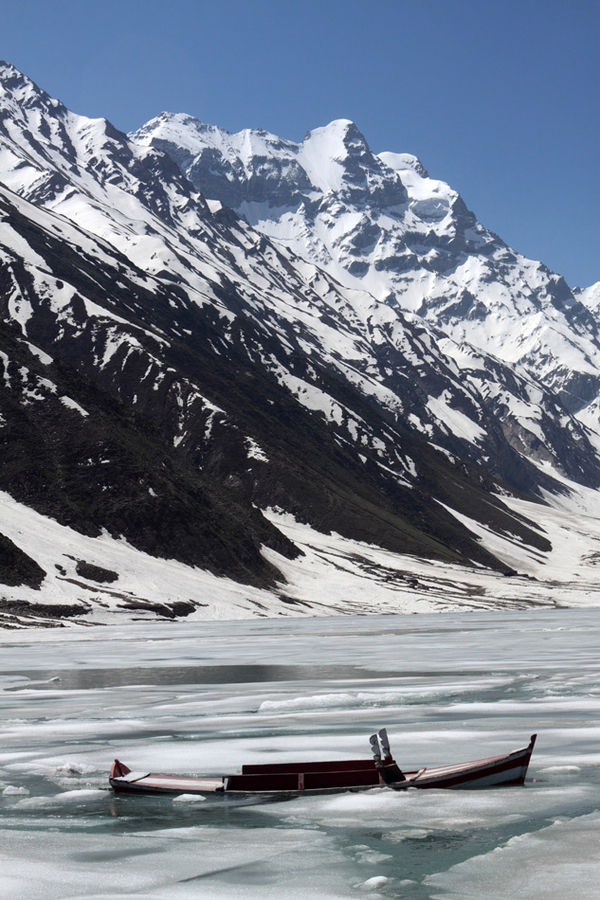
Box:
[375,731,537,790]
[109,730,536,798]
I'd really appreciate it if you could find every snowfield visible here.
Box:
[2,483,600,628]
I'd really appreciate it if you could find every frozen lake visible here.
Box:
[2,608,600,898]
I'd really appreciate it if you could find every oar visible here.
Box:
[370,729,406,786]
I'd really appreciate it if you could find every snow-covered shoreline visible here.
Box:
[3,486,600,629]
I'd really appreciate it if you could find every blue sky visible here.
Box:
[3,0,599,286]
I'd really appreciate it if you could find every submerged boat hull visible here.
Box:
[109,734,536,798]
[109,759,385,798]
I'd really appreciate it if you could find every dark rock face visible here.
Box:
[75,561,119,583]
[0,534,46,588]
[0,598,88,619]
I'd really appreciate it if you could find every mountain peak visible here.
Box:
[302,118,370,158]
[0,60,41,93]
[574,281,600,313]
[0,60,64,116]
[305,117,359,136]
[296,118,388,196]
[378,150,429,178]
[0,59,23,78]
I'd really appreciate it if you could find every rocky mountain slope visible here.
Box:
[0,61,599,623]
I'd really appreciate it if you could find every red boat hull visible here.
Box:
[109,734,536,797]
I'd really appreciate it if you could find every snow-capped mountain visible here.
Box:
[135,115,600,418]
[0,61,599,622]
[575,281,600,316]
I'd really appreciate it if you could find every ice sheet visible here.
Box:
[1,609,599,898]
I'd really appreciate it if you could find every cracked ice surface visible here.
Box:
[1,609,600,898]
